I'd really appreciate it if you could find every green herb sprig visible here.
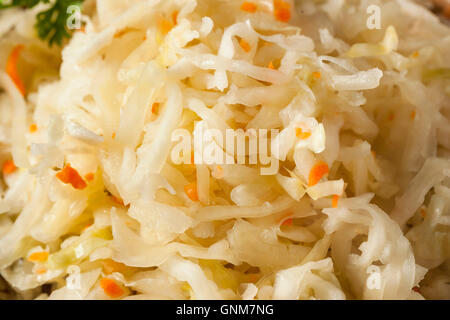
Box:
[0,0,85,46]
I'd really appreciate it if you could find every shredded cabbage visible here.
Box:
[0,0,449,300]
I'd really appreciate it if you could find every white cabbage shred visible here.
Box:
[0,0,449,300]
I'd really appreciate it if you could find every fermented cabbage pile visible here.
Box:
[0,0,449,300]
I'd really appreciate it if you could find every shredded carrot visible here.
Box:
[112,132,116,139]
[388,112,395,121]
[159,18,174,35]
[34,266,47,275]
[241,2,258,13]
[332,195,339,208]
[101,259,127,275]
[412,286,420,293]
[29,124,38,133]
[83,223,93,232]
[239,38,251,53]
[411,51,419,58]
[2,160,17,175]
[56,164,87,190]
[6,45,26,96]
[79,25,86,33]
[312,71,321,79]
[28,251,49,263]
[172,11,179,25]
[281,218,293,227]
[152,102,160,114]
[112,195,125,206]
[100,278,125,299]
[296,128,311,140]
[274,7,291,22]
[420,208,426,219]
[85,172,95,182]
[273,0,291,22]
[308,161,329,186]
[268,61,275,70]
[184,182,199,201]
[188,152,197,168]
[410,110,416,121]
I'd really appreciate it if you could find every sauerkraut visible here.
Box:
[0,0,449,300]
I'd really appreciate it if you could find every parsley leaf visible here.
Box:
[0,0,84,46]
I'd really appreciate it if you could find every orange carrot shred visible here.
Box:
[85,173,95,182]
[268,61,275,69]
[112,195,125,206]
[28,251,49,263]
[411,51,419,58]
[410,111,416,121]
[100,278,125,299]
[239,39,251,53]
[308,161,329,187]
[184,182,199,201]
[332,195,339,208]
[412,286,420,293]
[34,266,47,275]
[281,218,293,227]
[112,132,116,139]
[241,2,258,13]
[274,0,291,22]
[159,18,173,35]
[29,124,38,133]
[2,160,17,175]
[371,151,376,158]
[152,102,160,114]
[296,128,311,140]
[56,164,87,190]
[275,8,291,22]
[388,112,395,121]
[6,45,26,96]
[312,71,321,79]
[172,11,179,25]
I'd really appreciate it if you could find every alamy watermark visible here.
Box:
[171,125,280,175]
[66,265,82,290]
[0,1,383,31]
[366,265,382,290]
[67,4,83,30]
[367,5,382,30]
